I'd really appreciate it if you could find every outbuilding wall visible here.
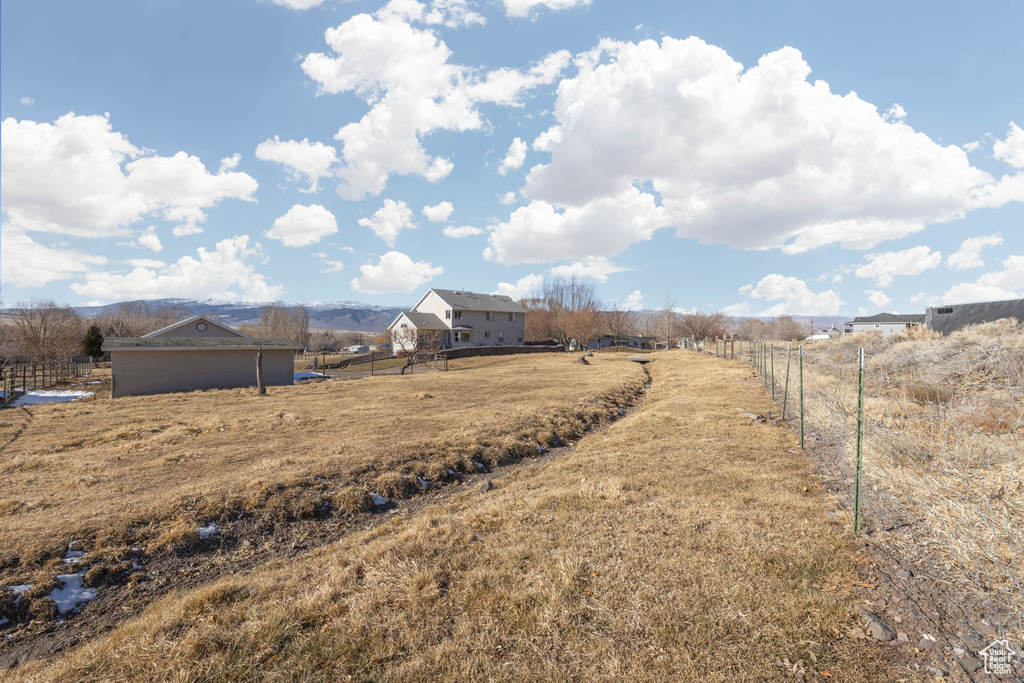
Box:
[110,348,294,398]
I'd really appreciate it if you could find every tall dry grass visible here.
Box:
[14,352,899,682]
[796,322,1024,638]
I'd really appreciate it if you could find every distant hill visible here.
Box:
[70,299,408,333]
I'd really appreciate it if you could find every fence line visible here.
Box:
[729,335,1024,652]
[1,360,94,405]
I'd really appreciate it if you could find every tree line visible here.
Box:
[0,300,314,365]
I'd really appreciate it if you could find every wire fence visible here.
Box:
[1,360,94,405]
[713,333,1024,665]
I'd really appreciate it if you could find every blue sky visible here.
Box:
[2,0,1022,316]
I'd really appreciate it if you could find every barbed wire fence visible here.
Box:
[710,334,1024,675]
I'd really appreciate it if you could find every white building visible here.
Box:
[389,289,527,352]
[843,313,925,337]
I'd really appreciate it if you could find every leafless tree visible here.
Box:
[604,305,638,348]
[678,310,728,342]
[8,301,84,362]
[252,304,310,348]
[660,296,680,348]
[530,278,602,350]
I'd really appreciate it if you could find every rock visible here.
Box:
[918,639,935,650]
[896,568,913,579]
[961,635,985,651]
[924,664,948,677]
[739,412,767,422]
[897,632,909,643]
[479,480,493,493]
[848,627,867,639]
[859,608,897,642]
[873,599,887,610]
[958,656,982,674]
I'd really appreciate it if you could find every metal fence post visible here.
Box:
[782,343,792,420]
[854,347,865,534]
[770,343,776,400]
[799,345,805,449]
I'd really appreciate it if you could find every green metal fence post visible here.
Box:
[854,347,865,534]
[782,343,792,420]
[799,345,805,449]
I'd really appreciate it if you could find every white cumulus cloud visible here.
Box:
[20,97,34,106]
[732,274,843,316]
[994,122,1024,169]
[618,289,645,311]
[70,235,283,302]
[265,204,339,247]
[422,201,454,222]
[498,137,528,175]
[301,10,568,199]
[0,230,107,288]
[947,233,1003,270]
[853,246,942,288]
[548,256,628,282]
[942,256,1024,304]
[865,289,892,309]
[255,136,338,193]
[136,226,163,253]
[501,37,1024,265]
[443,225,483,238]
[1,112,258,239]
[498,191,518,205]
[493,273,543,300]
[485,185,668,264]
[358,199,415,246]
[350,251,443,294]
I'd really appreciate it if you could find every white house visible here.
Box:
[389,289,527,352]
[843,313,925,337]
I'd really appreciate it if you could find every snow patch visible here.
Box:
[369,493,389,506]
[62,542,85,565]
[49,571,98,614]
[416,477,429,487]
[198,522,220,539]
[9,585,31,595]
[10,390,92,407]
[294,372,328,381]
[0,617,8,627]
[472,461,485,471]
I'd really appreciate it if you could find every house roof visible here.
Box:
[102,337,301,351]
[141,315,246,338]
[847,313,926,324]
[389,311,446,330]
[421,288,527,314]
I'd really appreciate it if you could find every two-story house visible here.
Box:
[389,289,527,352]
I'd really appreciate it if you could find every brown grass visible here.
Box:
[797,323,1024,629]
[0,354,643,586]
[12,352,894,681]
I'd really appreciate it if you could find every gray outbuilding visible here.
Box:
[102,315,301,398]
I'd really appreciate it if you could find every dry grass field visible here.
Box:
[0,354,643,601]
[796,323,1024,636]
[7,352,902,681]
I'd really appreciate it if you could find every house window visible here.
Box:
[518,334,523,343]
[400,323,407,328]
[498,330,504,343]
[508,313,517,322]
[486,311,494,321]
[485,331,491,338]
[445,310,451,319]
[196,322,207,332]
[457,331,471,343]
[453,310,463,320]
